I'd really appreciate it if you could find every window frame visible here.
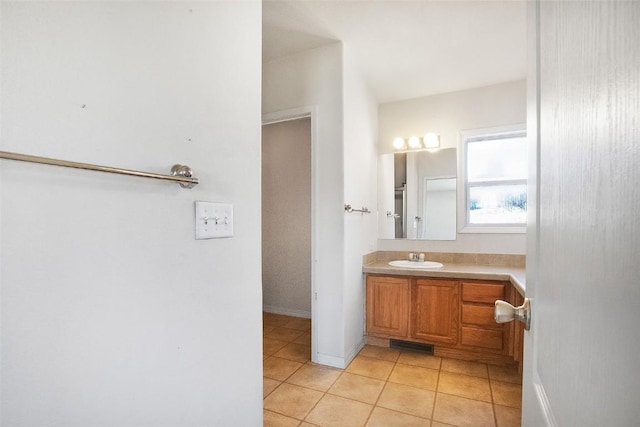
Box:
[458,125,527,234]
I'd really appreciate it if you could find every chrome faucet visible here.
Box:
[408,252,425,262]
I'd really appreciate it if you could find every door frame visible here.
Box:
[262,106,319,364]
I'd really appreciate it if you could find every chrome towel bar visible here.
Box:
[0,150,198,189]
[344,204,371,214]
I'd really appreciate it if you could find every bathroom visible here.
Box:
[261,1,526,371]
[260,2,528,424]
[261,78,527,425]
[1,1,637,426]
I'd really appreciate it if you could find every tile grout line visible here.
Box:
[300,362,347,425]
[263,313,312,423]
[370,349,443,425]
[262,358,307,422]
[487,366,501,427]
[286,325,317,424]
[266,315,521,426]
[360,350,400,427]
[348,351,393,426]
[429,355,442,425]
[301,385,326,424]
[297,317,342,425]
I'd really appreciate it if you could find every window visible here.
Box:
[461,126,527,232]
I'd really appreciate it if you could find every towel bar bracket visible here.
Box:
[171,164,197,188]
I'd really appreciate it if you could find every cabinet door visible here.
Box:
[411,279,459,344]
[366,276,410,338]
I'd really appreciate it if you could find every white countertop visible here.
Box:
[363,260,525,296]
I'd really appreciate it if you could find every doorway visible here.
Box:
[262,111,316,364]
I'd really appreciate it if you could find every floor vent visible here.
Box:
[389,339,434,354]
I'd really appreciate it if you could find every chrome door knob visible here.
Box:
[494,298,531,331]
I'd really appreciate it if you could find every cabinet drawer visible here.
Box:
[462,304,500,328]
[462,283,505,304]
[461,326,503,350]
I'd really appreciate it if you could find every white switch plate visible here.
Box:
[195,201,233,239]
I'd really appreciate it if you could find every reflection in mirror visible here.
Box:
[378,153,407,239]
[378,148,457,240]
[394,153,406,238]
[422,178,456,240]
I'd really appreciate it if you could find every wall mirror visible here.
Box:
[378,147,457,240]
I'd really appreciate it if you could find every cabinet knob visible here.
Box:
[494,298,531,331]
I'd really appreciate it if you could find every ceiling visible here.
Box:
[263,0,527,104]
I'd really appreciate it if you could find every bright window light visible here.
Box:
[464,129,527,227]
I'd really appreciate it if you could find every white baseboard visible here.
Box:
[344,339,365,366]
[314,339,365,369]
[314,353,347,369]
[263,305,311,319]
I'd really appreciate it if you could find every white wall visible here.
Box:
[1,2,263,426]
[262,44,377,368]
[262,118,312,318]
[378,80,527,254]
[342,46,378,363]
[262,44,346,365]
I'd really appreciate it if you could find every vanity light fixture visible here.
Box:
[392,133,441,152]
[423,133,440,148]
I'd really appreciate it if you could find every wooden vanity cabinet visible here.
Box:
[411,279,459,344]
[460,282,508,352]
[366,275,460,344]
[366,273,523,367]
[366,276,410,338]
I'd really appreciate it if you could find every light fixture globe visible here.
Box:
[408,136,421,149]
[423,133,440,148]
[393,137,405,150]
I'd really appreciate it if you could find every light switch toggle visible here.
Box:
[195,201,233,239]
[202,216,229,225]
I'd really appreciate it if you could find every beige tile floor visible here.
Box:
[263,312,522,427]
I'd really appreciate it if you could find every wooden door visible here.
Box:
[523,1,640,425]
[366,276,410,338]
[411,279,459,344]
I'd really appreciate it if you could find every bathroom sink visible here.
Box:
[388,260,443,269]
